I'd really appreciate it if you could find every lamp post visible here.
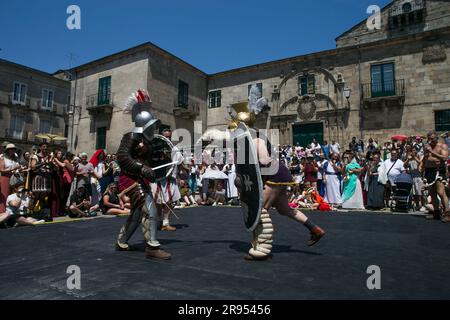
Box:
[64,70,80,152]
[343,87,352,109]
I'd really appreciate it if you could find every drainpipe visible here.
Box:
[357,40,363,141]
[70,70,78,152]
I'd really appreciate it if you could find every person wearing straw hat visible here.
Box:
[0,144,21,212]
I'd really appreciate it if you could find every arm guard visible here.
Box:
[117,132,151,177]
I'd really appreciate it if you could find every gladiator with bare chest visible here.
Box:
[423,136,448,184]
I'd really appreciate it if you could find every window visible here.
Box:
[41,89,54,109]
[178,80,189,108]
[98,76,111,106]
[435,110,450,132]
[96,127,107,150]
[209,90,221,108]
[66,95,71,113]
[402,2,412,13]
[371,63,395,97]
[247,83,263,98]
[9,115,24,139]
[13,82,27,103]
[298,75,315,96]
[39,119,52,134]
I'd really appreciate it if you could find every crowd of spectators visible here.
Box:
[2,130,450,228]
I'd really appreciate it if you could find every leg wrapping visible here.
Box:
[117,207,143,248]
[248,209,274,258]
[142,193,160,248]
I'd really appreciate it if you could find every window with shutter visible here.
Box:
[435,110,450,132]
[98,77,111,106]
[96,127,107,150]
[209,90,222,108]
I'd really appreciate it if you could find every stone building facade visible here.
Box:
[0,59,70,152]
[67,43,207,154]
[207,0,450,147]
[68,0,450,154]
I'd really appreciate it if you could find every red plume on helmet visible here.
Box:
[123,89,152,114]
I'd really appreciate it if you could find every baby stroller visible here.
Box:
[390,173,413,212]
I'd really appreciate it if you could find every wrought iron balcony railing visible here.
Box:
[8,94,30,107]
[37,100,57,112]
[361,79,405,100]
[389,0,425,16]
[86,91,114,108]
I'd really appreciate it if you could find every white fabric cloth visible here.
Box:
[171,146,184,178]
[342,180,365,209]
[377,162,388,185]
[317,161,323,180]
[383,159,405,186]
[330,143,341,155]
[1,155,20,171]
[201,167,228,180]
[6,193,30,216]
[323,161,342,205]
[151,177,181,204]
[223,164,238,198]
[94,162,104,179]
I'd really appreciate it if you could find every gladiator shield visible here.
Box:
[148,134,177,182]
[232,123,263,232]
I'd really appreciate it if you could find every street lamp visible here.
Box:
[63,70,80,152]
[343,87,352,109]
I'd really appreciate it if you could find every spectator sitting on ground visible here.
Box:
[179,180,196,207]
[0,184,44,227]
[69,184,99,218]
[102,183,130,216]
[212,181,227,206]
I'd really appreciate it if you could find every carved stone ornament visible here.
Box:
[423,43,447,64]
[297,97,317,121]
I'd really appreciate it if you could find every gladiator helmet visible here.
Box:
[123,89,160,141]
[228,84,268,130]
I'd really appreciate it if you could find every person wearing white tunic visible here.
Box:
[223,163,238,199]
[323,153,343,206]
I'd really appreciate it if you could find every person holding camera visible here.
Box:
[0,184,44,227]
[404,147,426,211]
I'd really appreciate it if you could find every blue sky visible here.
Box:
[0,0,391,74]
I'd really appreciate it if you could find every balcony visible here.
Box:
[37,100,57,113]
[362,79,406,105]
[8,94,30,107]
[86,92,114,115]
[388,0,426,31]
[173,103,200,120]
[389,0,425,17]
[173,95,200,119]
